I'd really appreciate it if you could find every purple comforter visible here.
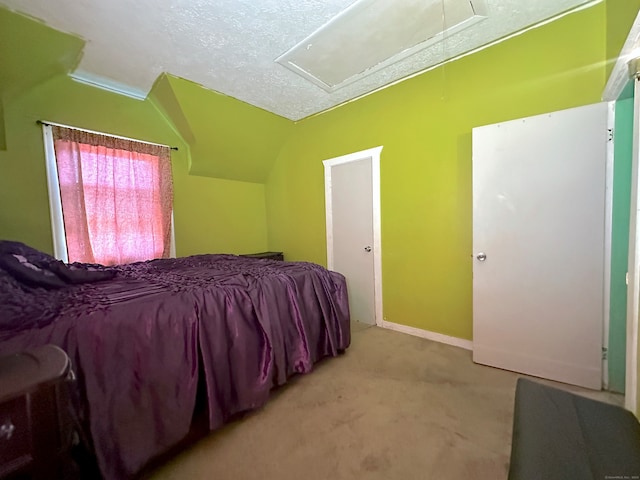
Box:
[0,254,350,479]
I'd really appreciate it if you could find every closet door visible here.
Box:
[472,103,611,389]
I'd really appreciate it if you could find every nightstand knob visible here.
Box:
[0,420,15,440]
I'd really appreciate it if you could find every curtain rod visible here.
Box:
[37,120,179,151]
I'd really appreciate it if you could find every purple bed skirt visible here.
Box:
[0,254,350,479]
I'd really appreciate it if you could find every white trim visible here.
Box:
[323,146,383,326]
[603,9,640,101]
[170,212,177,258]
[371,151,383,327]
[40,123,177,263]
[322,146,383,168]
[603,101,615,391]
[42,124,69,262]
[40,120,175,151]
[381,320,473,351]
[323,164,335,269]
[69,71,147,101]
[625,78,640,413]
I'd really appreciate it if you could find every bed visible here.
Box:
[0,241,351,479]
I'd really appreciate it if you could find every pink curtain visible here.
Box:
[53,126,173,266]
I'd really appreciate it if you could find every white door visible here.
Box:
[324,147,382,326]
[472,103,611,390]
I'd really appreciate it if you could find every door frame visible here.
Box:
[323,146,383,326]
[603,8,640,412]
[603,101,616,391]
[625,77,640,413]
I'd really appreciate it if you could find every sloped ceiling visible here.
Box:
[0,6,293,182]
[0,0,595,120]
[0,8,83,101]
[150,74,293,182]
[0,7,83,150]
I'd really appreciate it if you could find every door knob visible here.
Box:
[476,252,487,261]
[364,246,372,252]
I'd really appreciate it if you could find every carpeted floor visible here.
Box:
[146,324,621,480]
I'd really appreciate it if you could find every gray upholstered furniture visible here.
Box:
[509,378,640,480]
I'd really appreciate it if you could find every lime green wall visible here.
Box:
[606,0,640,78]
[0,74,268,256]
[610,96,634,393]
[150,74,293,183]
[0,5,82,153]
[0,99,5,150]
[266,5,607,339]
[2,2,638,383]
[0,6,278,257]
[0,7,83,100]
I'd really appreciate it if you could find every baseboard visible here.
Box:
[380,320,473,351]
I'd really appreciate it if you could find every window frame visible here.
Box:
[42,123,176,263]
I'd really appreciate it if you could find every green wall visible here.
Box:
[0,6,284,257]
[610,96,634,393]
[3,2,640,399]
[0,99,5,150]
[151,75,293,183]
[0,74,269,256]
[0,7,83,100]
[266,4,607,340]
[606,0,640,78]
[0,5,83,153]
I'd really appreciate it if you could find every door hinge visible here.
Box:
[602,347,608,360]
[608,128,614,142]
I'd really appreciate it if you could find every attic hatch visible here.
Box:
[276,0,488,92]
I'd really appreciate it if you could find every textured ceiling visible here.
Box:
[0,0,595,120]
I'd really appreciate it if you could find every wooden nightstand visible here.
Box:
[241,251,284,261]
[0,345,76,479]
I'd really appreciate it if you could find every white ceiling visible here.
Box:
[1,0,594,120]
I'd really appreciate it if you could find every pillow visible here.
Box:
[0,240,58,264]
[0,253,67,289]
[0,240,116,287]
[47,260,116,284]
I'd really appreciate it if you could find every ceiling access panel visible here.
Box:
[276,0,488,92]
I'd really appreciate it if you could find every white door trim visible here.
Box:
[323,146,383,326]
[626,78,640,413]
[42,124,69,262]
[603,102,616,391]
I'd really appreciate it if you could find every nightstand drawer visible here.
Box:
[0,396,32,475]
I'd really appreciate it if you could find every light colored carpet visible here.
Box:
[147,324,622,480]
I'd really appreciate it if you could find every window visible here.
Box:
[43,124,174,266]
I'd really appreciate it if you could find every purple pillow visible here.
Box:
[47,260,116,284]
[0,253,67,289]
[0,240,58,264]
[0,240,116,288]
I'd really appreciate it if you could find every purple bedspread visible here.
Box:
[0,255,350,479]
